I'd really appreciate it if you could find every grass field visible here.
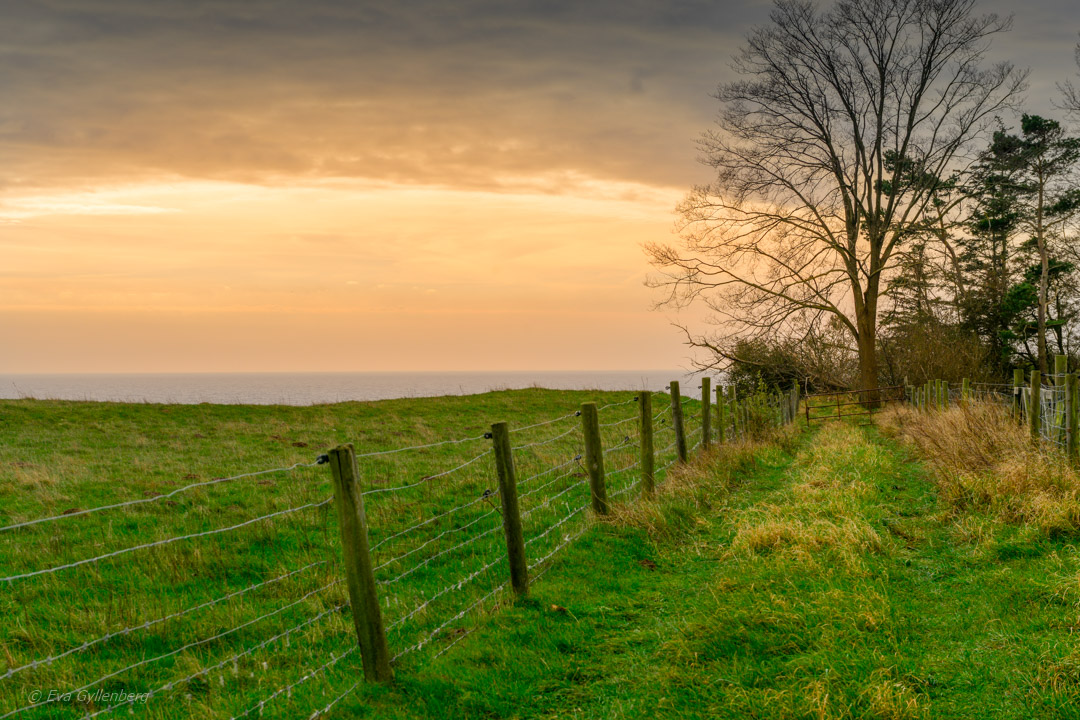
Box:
[5,392,1080,718]
[0,388,707,719]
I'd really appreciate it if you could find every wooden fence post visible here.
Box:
[670,381,688,462]
[490,421,528,596]
[1066,373,1077,460]
[1031,371,1042,442]
[639,392,655,496]
[580,402,609,514]
[716,385,726,443]
[1056,355,1069,444]
[729,385,740,439]
[701,377,712,452]
[1014,368,1025,422]
[943,380,950,409]
[961,378,970,406]
[1073,376,1080,461]
[328,444,393,683]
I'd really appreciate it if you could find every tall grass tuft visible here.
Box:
[879,402,1080,536]
[608,423,801,541]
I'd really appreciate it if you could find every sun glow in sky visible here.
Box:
[1,0,1074,373]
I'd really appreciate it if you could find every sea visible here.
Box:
[0,370,691,405]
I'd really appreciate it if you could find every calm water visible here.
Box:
[0,370,689,405]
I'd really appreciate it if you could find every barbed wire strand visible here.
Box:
[4,579,342,719]
[229,646,358,720]
[2,560,328,680]
[77,602,348,720]
[517,455,580,491]
[310,581,508,719]
[597,398,637,411]
[519,464,580,502]
[524,503,587,548]
[374,508,498,572]
[509,411,579,434]
[362,449,492,496]
[0,498,333,584]
[378,524,502,587]
[354,434,486,459]
[0,461,324,534]
[511,425,578,452]
[521,478,588,520]
[369,492,491,552]
[386,549,503,633]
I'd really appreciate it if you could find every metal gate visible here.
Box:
[803,385,907,425]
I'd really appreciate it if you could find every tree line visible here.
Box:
[648,0,1080,395]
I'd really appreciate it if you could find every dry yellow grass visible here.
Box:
[607,424,801,541]
[723,424,888,568]
[878,403,1080,537]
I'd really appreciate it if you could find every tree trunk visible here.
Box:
[1037,171,1049,375]
[856,308,880,407]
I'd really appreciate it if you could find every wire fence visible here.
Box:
[907,361,1079,458]
[0,382,797,719]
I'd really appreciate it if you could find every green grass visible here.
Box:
[6,394,1079,718]
[0,389,706,719]
[336,420,1080,719]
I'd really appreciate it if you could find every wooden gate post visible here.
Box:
[490,421,529,596]
[580,402,609,515]
[328,445,393,682]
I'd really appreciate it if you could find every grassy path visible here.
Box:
[350,422,1080,719]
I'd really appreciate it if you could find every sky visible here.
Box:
[1,0,1078,374]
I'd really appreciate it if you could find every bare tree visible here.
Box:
[647,0,1025,394]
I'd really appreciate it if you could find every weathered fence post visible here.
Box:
[942,380,950,409]
[1073,376,1080,461]
[1056,355,1069,444]
[328,444,393,683]
[926,380,933,412]
[729,385,739,439]
[639,391,655,496]
[580,402,609,515]
[670,381,688,462]
[490,421,528,596]
[961,378,970,406]
[1031,371,1042,442]
[1066,373,1077,460]
[701,377,712,452]
[1014,368,1025,422]
[716,385,726,443]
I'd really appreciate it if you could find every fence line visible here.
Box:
[0,379,799,719]
[907,356,1078,460]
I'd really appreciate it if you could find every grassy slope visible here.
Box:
[344,421,1080,719]
[6,395,1080,718]
[0,390,694,719]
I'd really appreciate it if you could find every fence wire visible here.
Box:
[0,385,799,719]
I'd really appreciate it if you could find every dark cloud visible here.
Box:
[1,0,1074,193]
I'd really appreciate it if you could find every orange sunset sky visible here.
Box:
[2,0,1074,373]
